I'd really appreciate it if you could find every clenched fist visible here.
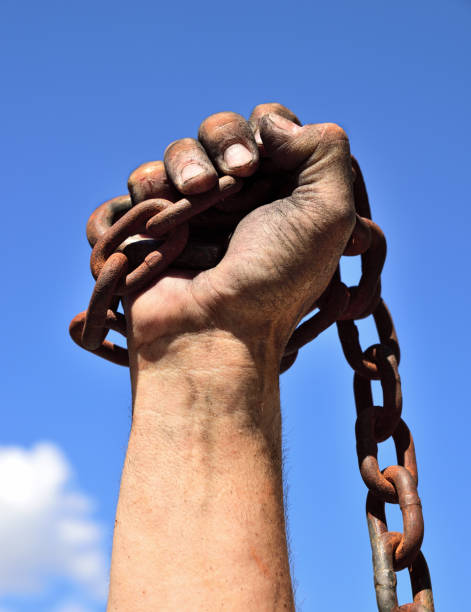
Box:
[124,103,356,369]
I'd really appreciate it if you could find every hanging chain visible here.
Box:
[69,157,434,610]
[337,160,434,611]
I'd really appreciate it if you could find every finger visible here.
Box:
[164,137,218,195]
[198,111,259,177]
[249,103,302,149]
[128,161,179,204]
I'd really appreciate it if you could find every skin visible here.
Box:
[107,103,356,611]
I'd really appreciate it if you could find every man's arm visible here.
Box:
[108,331,293,610]
[106,104,356,611]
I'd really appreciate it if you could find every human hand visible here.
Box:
[124,103,356,368]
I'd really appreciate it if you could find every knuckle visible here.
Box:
[319,122,349,144]
[127,161,170,203]
[128,161,164,183]
[251,102,279,114]
[127,161,164,190]
[251,103,280,116]
[199,111,246,140]
[164,138,198,157]
[163,139,179,157]
[251,103,300,125]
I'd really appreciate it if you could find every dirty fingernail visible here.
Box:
[224,143,253,168]
[181,163,205,183]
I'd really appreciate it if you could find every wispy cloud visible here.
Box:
[0,443,108,603]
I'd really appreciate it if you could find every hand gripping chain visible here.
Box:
[69,158,434,611]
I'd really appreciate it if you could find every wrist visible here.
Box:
[128,326,281,381]
[128,329,283,456]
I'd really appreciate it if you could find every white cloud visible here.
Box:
[0,443,108,601]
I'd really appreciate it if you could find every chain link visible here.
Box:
[69,156,434,610]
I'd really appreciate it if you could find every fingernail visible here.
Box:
[254,129,263,146]
[224,143,253,168]
[181,163,205,183]
[267,113,301,133]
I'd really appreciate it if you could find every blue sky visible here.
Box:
[1,0,470,609]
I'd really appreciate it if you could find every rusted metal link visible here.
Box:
[90,199,190,295]
[338,218,386,320]
[399,552,435,611]
[89,176,241,295]
[351,156,372,219]
[82,217,189,358]
[354,346,402,441]
[367,502,433,612]
[367,504,401,612]
[343,213,373,256]
[88,197,227,272]
[337,299,401,379]
[69,309,129,366]
[280,350,298,373]
[367,467,424,573]
[373,299,401,365]
[356,414,418,503]
[86,195,133,247]
[367,485,430,610]
[81,252,128,350]
[355,280,383,320]
[284,281,350,356]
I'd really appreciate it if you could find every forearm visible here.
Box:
[107,331,294,611]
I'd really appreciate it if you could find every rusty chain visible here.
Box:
[69,157,434,611]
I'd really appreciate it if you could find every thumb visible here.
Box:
[259,113,352,176]
[259,112,356,264]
